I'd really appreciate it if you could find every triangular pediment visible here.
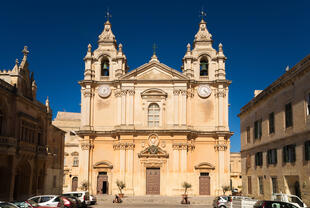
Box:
[120,61,189,81]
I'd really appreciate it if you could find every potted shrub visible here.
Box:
[222,185,230,195]
[116,180,126,198]
[181,182,191,204]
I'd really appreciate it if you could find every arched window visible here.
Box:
[101,58,109,76]
[0,110,3,135]
[73,157,79,167]
[148,103,160,127]
[200,58,209,76]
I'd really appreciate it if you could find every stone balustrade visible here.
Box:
[0,136,17,146]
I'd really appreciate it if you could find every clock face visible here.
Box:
[98,85,111,98]
[198,85,212,98]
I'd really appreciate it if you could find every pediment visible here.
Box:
[93,160,113,169]
[120,62,189,81]
[194,162,215,170]
[138,145,169,158]
[141,88,167,99]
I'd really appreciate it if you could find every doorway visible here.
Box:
[97,172,108,194]
[199,172,210,195]
[146,168,160,195]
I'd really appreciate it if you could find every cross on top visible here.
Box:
[105,8,112,21]
[199,8,206,20]
[153,43,157,55]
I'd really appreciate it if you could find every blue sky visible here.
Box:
[1,0,309,152]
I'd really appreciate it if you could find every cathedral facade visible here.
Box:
[76,18,232,196]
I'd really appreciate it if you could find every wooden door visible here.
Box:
[97,175,108,194]
[199,176,210,195]
[72,177,78,191]
[146,168,160,195]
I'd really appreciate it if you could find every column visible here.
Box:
[120,145,126,181]
[173,90,179,126]
[180,145,187,172]
[116,90,122,125]
[181,90,187,125]
[215,138,227,195]
[121,91,126,125]
[128,90,134,125]
[126,144,134,193]
[81,86,92,127]
[80,137,90,190]
[217,85,226,130]
[172,145,179,172]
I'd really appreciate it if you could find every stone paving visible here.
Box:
[91,195,215,208]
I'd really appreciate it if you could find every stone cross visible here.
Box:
[153,43,157,55]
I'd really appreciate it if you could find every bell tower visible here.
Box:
[182,16,227,81]
[83,19,127,82]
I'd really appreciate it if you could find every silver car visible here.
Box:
[28,195,60,207]
[213,196,229,208]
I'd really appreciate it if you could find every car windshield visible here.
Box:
[40,197,51,203]
[288,197,303,207]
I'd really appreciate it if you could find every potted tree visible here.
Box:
[116,180,126,198]
[222,185,230,195]
[181,182,192,204]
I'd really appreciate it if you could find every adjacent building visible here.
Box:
[230,152,242,192]
[239,55,310,204]
[0,47,65,201]
[72,17,233,196]
[53,112,81,193]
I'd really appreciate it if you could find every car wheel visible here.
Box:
[219,206,226,208]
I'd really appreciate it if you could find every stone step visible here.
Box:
[96,195,215,205]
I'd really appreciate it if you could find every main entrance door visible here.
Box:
[97,172,108,194]
[199,173,210,195]
[146,168,160,195]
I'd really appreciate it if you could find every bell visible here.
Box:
[201,62,208,71]
[103,62,109,69]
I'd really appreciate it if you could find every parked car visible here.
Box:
[0,202,19,208]
[28,195,60,207]
[272,193,307,208]
[59,196,76,208]
[254,200,299,208]
[12,200,38,208]
[89,196,96,205]
[62,192,90,207]
[213,196,229,208]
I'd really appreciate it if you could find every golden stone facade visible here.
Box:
[239,55,310,204]
[55,18,233,196]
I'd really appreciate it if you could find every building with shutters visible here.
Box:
[238,55,310,204]
[55,16,233,196]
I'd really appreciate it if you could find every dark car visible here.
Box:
[254,200,299,208]
[63,197,82,208]
[60,197,76,208]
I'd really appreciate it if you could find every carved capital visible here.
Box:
[172,143,195,151]
[214,144,227,151]
[113,142,135,150]
[173,89,180,95]
[81,142,94,150]
[215,89,226,98]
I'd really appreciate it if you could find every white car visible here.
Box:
[272,193,307,208]
[28,195,60,207]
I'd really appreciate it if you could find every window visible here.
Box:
[255,152,263,166]
[53,175,57,188]
[305,140,310,161]
[285,103,293,128]
[101,58,109,76]
[248,176,252,194]
[258,176,264,194]
[269,112,275,134]
[246,126,250,143]
[283,144,296,163]
[73,157,79,167]
[148,103,160,127]
[200,172,209,176]
[0,110,3,135]
[307,93,310,116]
[254,119,262,139]
[199,58,208,76]
[271,177,278,193]
[267,149,277,165]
